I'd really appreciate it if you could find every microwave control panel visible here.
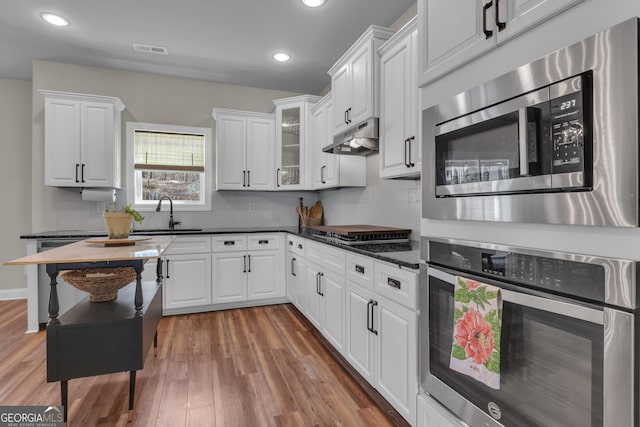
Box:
[550,74,589,174]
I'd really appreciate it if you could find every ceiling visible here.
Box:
[0,0,415,94]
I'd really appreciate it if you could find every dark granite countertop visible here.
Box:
[21,226,420,270]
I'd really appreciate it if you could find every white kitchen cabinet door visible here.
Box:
[212,252,247,303]
[331,63,351,135]
[418,0,584,86]
[163,253,212,311]
[418,0,495,86]
[380,22,420,179]
[81,101,117,187]
[349,42,374,128]
[286,251,297,303]
[246,116,275,190]
[215,113,247,190]
[304,261,323,330]
[374,295,417,425]
[345,281,376,384]
[247,250,282,300]
[329,26,393,136]
[213,109,275,191]
[42,91,123,188]
[44,97,81,187]
[497,0,585,44]
[320,270,345,355]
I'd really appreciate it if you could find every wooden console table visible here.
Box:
[5,236,174,422]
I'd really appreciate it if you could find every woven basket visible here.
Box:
[61,267,137,302]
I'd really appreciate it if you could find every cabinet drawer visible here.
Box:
[286,234,305,256]
[247,234,281,251]
[346,253,374,290]
[211,235,247,252]
[164,236,212,255]
[305,240,325,265]
[374,261,418,310]
[323,245,345,275]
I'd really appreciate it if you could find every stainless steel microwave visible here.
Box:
[422,18,640,227]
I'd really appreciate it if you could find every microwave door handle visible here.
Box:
[518,107,529,176]
[427,266,603,325]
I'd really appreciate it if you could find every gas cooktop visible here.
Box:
[309,224,412,246]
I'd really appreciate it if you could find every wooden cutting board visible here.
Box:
[309,225,411,236]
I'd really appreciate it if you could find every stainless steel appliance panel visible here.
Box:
[422,18,639,226]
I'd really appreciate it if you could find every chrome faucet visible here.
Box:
[155,196,181,230]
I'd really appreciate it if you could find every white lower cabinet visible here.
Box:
[304,240,347,356]
[417,393,466,427]
[160,236,213,312]
[286,251,306,312]
[345,252,418,425]
[212,234,283,305]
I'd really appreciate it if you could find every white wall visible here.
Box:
[0,79,31,293]
[31,60,315,232]
[419,0,640,259]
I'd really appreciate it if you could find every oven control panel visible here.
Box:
[429,241,605,303]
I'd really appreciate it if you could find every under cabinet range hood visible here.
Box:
[323,117,379,155]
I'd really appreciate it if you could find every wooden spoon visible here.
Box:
[296,206,303,219]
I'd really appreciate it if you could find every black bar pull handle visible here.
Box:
[224,240,235,246]
[483,1,494,39]
[347,107,352,124]
[319,272,324,296]
[276,168,281,187]
[243,170,246,187]
[247,255,251,273]
[243,255,247,273]
[291,257,296,277]
[75,164,80,183]
[408,135,416,167]
[166,259,170,279]
[355,264,365,274]
[297,243,303,250]
[495,0,506,31]
[81,163,85,183]
[289,240,294,246]
[344,109,349,125]
[258,239,269,245]
[404,138,410,168]
[316,272,321,295]
[370,300,378,335]
[366,300,373,332]
[247,170,250,187]
[321,165,326,184]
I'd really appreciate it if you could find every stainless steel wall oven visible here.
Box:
[420,237,639,427]
[422,18,640,226]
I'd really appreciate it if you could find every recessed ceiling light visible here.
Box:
[301,0,326,7]
[40,12,70,27]
[272,52,291,62]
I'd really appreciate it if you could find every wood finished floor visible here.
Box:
[0,300,405,426]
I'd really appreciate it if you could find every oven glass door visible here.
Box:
[426,266,603,427]
[435,88,551,197]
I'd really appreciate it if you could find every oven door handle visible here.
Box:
[518,107,530,176]
[427,266,604,325]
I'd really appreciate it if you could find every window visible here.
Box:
[126,122,212,211]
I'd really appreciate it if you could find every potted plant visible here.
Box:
[103,204,144,239]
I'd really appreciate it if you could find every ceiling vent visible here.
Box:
[132,43,168,54]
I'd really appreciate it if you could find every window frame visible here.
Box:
[126,121,212,211]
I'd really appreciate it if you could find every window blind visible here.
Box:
[134,130,205,172]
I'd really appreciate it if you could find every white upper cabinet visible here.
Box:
[418,0,584,86]
[308,93,366,190]
[379,17,420,179]
[273,95,321,191]
[212,109,275,191]
[328,26,395,136]
[41,90,124,188]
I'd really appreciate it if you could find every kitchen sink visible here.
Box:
[130,228,202,234]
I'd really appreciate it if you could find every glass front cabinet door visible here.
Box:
[273,95,321,190]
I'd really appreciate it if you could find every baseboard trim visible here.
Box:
[0,288,28,301]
